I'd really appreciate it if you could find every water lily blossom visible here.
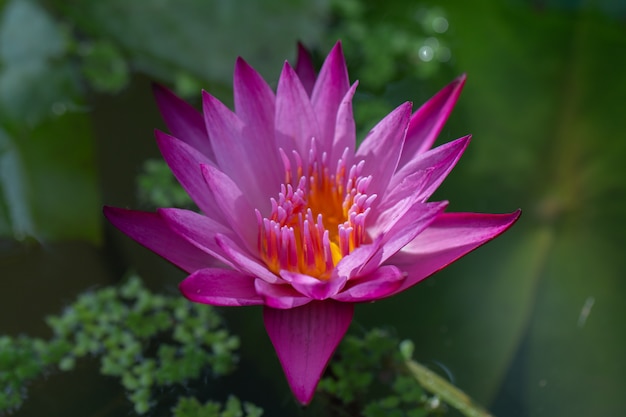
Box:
[104,42,520,405]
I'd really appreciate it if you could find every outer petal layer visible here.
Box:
[202,90,274,210]
[280,271,347,300]
[333,265,405,302]
[389,210,522,294]
[311,42,350,154]
[152,84,215,160]
[399,74,466,166]
[356,102,412,199]
[331,82,358,168]
[255,280,311,309]
[295,42,316,96]
[180,268,263,306]
[103,207,211,273]
[263,301,354,405]
[201,164,257,249]
[155,130,225,223]
[275,62,320,159]
[390,135,471,194]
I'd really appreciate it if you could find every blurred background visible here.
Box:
[1,0,625,415]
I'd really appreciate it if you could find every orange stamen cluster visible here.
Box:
[256,143,375,280]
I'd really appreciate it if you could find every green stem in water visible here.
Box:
[404,358,494,417]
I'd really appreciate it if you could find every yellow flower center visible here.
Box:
[256,146,375,280]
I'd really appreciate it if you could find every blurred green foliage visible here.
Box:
[0,0,98,241]
[172,396,263,417]
[0,336,69,413]
[137,159,194,209]
[47,0,328,89]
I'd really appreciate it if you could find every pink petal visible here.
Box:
[200,163,257,249]
[370,171,434,235]
[263,301,354,405]
[330,82,358,168]
[295,42,317,96]
[233,58,283,197]
[362,201,449,275]
[103,207,210,273]
[370,168,434,224]
[356,102,412,199]
[389,210,522,294]
[254,280,311,309]
[214,234,280,284]
[152,84,215,160]
[391,135,471,198]
[311,42,350,155]
[398,74,466,167]
[202,91,274,210]
[155,130,225,223]
[280,271,347,300]
[275,61,321,159]
[334,237,383,280]
[157,208,233,266]
[333,265,405,302]
[179,268,263,306]
[233,57,276,136]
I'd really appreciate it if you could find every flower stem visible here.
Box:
[405,358,494,417]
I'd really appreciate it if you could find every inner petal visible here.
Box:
[257,144,375,280]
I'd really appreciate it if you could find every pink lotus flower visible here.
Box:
[104,42,520,405]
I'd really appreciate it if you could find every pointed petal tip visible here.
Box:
[102,204,117,218]
[279,60,300,84]
[153,128,172,142]
[151,82,178,102]
[328,40,344,56]
[403,101,414,116]
[151,82,166,95]
[102,205,134,223]
[509,208,523,223]
[459,133,472,146]
[234,55,253,74]
[263,302,354,406]
[296,41,312,61]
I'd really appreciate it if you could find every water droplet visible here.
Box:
[433,16,449,33]
[419,45,434,62]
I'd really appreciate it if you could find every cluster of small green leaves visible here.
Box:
[172,395,263,417]
[45,275,240,414]
[0,275,255,416]
[0,336,70,412]
[318,328,446,417]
